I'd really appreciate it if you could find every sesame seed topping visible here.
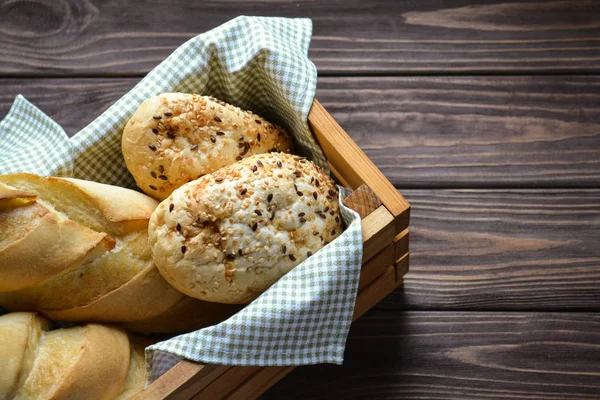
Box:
[277,161,282,167]
[254,209,262,216]
[329,189,336,196]
[153,115,161,120]
[236,156,243,161]
[176,223,181,232]
[152,128,158,134]
[226,253,236,260]
[150,171,157,178]
[318,213,326,219]
[335,216,340,223]
[296,191,303,196]
[251,165,258,172]
[159,165,165,173]
[167,131,175,139]
[270,212,275,221]
[214,116,222,122]
[307,251,312,257]
[181,246,186,254]
[267,193,273,202]
[313,192,318,200]
[299,218,306,223]
[315,180,320,187]
[324,206,330,212]
[313,231,319,235]
[330,210,335,215]
[252,223,258,231]
[238,135,244,141]
[210,136,216,143]
[240,188,248,195]
[215,177,223,182]
[238,142,245,148]
[298,212,305,217]
[294,171,302,177]
[257,133,261,142]
[149,185,157,190]
[331,229,336,235]
[238,249,243,256]
[256,160,264,167]
[169,204,174,212]
[255,119,262,125]
[216,131,225,136]
[148,144,157,151]
[165,112,173,116]
[282,245,286,254]
[190,144,198,150]
[158,175,167,180]
[289,254,296,261]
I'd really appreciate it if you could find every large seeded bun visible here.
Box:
[149,152,344,304]
[122,93,293,200]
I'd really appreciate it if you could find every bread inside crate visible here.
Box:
[135,100,410,400]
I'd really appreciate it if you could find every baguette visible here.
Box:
[122,93,293,200]
[0,173,184,322]
[0,312,147,400]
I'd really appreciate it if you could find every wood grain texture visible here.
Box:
[2,75,600,187]
[0,0,599,75]
[261,311,600,400]
[383,189,600,311]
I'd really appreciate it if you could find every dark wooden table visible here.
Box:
[2,1,600,398]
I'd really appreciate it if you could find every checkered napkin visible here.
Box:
[0,16,362,379]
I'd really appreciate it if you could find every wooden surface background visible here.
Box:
[1,0,599,398]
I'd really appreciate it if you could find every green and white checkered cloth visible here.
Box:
[0,16,362,378]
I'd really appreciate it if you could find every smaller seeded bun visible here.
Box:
[122,93,293,200]
[149,152,344,304]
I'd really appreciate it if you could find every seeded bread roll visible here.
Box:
[149,152,344,304]
[122,93,294,200]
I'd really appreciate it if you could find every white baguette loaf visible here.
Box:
[0,173,185,322]
[0,312,147,400]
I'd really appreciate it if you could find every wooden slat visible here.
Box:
[132,362,228,400]
[343,184,383,219]
[0,1,599,75]
[309,99,410,232]
[379,189,600,311]
[261,311,600,399]
[191,366,260,400]
[3,75,599,188]
[358,244,395,291]
[361,205,395,263]
[394,229,409,262]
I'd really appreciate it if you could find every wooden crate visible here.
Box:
[134,100,411,400]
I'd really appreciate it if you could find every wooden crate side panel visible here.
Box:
[308,100,410,230]
[132,363,229,400]
[362,205,395,262]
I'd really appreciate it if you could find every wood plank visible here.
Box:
[261,311,600,400]
[0,1,599,75]
[131,362,228,400]
[2,75,600,187]
[380,189,600,311]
